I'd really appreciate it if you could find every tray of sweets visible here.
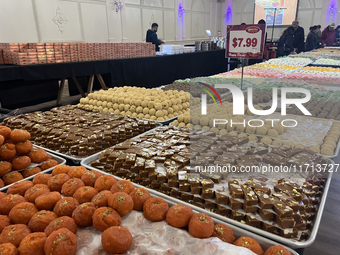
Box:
[81,126,332,248]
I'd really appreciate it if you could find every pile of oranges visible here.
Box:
[0,126,58,188]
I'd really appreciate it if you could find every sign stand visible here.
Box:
[240,59,245,90]
[264,7,287,42]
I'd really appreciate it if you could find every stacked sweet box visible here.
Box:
[0,49,3,64]
[77,43,92,61]
[0,42,158,65]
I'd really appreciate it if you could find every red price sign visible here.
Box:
[226,24,266,59]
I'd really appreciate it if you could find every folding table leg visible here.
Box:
[96,74,108,90]
[56,78,66,105]
[72,77,86,97]
[87,75,95,94]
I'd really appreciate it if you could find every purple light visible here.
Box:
[178,3,186,18]
[327,0,338,21]
[225,5,232,25]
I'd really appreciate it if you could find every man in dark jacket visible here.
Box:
[146,23,164,52]
[321,23,337,46]
[292,21,305,53]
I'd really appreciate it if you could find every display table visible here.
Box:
[0,50,229,109]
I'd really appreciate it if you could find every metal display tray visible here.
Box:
[81,151,333,249]
[0,152,66,192]
[32,124,161,164]
[0,166,299,255]
[309,63,340,68]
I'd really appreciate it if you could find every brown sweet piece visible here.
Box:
[61,178,85,197]
[275,215,295,229]
[92,207,121,232]
[129,188,151,211]
[8,202,38,225]
[166,204,194,228]
[0,126,11,139]
[91,190,112,208]
[212,223,235,243]
[242,186,258,206]
[53,197,80,217]
[72,202,96,227]
[12,156,31,170]
[201,189,214,199]
[243,204,258,213]
[94,175,117,192]
[228,181,244,198]
[0,243,17,255]
[188,213,214,238]
[22,167,42,178]
[15,140,33,155]
[0,143,16,161]
[231,211,245,221]
[28,210,58,232]
[264,245,292,255]
[7,181,34,196]
[32,173,52,185]
[233,237,264,255]
[273,201,293,218]
[0,224,31,247]
[28,149,48,163]
[68,166,87,179]
[0,191,5,200]
[52,165,72,176]
[72,186,98,204]
[18,232,47,255]
[44,228,77,255]
[0,179,4,189]
[108,192,134,217]
[110,180,135,194]
[217,205,231,217]
[229,198,243,210]
[246,214,262,228]
[44,216,77,236]
[81,170,103,187]
[0,160,12,176]
[47,173,71,192]
[24,184,50,203]
[215,191,229,204]
[255,190,280,209]
[40,159,59,171]
[10,129,30,143]
[2,172,23,186]
[101,226,132,254]
[143,197,169,222]
[0,215,11,233]
[35,192,62,211]
[0,194,27,215]
[259,208,274,220]
[262,222,279,235]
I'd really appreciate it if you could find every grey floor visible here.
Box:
[16,83,340,255]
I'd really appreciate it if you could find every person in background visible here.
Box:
[248,19,267,65]
[335,25,340,45]
[292,20,305,53]
[146,23,164,52]
[258,19,267,42]
[305,26,319,51]
[316,25,322,41]
[315,25,322,48]
[320,23,336,47]
[277,26,295,57]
